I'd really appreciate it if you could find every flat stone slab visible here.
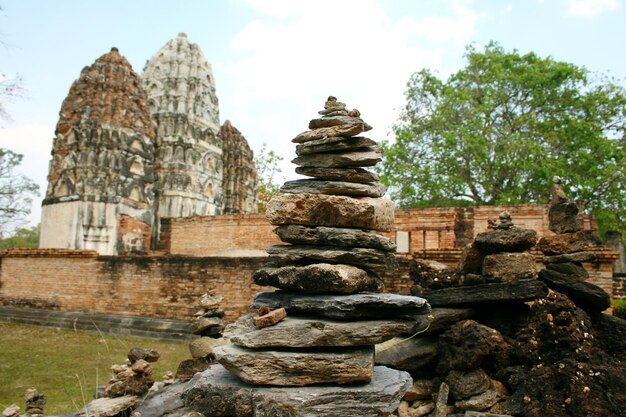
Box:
[266,193,394,232]
[536,231,590,255]
[410,307,475,334]
[253,263,383,293]
[424,280,548,307]
[542,251,596,264]
[274,224,396,251]
[308,115,368,129]
[266,244,397,275]
[295,166,380,183]
[292,149,382,168]
[296,136,378,155]
[292,122,372,143]
[473,228,538,255]
[75,396,138,417]
[280,179,385,197]
[183,364,411,417]
[538,269,610,311]
[375,335,439,370]
[213,344,373,386]
[227,313,415,348]
[252,291,430,320]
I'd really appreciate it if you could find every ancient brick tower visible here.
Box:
[39,48,155,255]
[142,33,223,233]
[221,120,258,214]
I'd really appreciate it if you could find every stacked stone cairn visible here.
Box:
[176,291,226,380]
[105,347,160,397]
[185,97,430,416]
[536,176,611,311]
[23,389,45,417]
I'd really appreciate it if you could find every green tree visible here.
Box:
[380,42,626,236]
[0,148,40,235]
[0,223,39,249]
[254,143,284,212]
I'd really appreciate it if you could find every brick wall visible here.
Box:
[0,249,270,322]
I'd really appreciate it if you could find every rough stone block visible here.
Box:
[482,252,537,282]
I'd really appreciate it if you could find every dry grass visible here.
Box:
[0,322,190,415]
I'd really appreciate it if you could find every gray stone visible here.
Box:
[375,335,439,370]
[252,291,430,320]
[274,224,396,251]
[292,122,372,143]
[545,261,589,279]
[446,369,491,400]
[75,396,138,417]
[191,317,224,335]
[213,344,374,386]
[410,307,475,335]
[182,364,411,417]
[549,201,582,234]
[542,251,596,264]
[176,358,212,381]
[403,379,435,402]
[538,269,610,311]
[189,337,226,359]
[473,227,538,255]
[536,231,590,255]
[425,280,548,307]
[228,313,415,348]
[433,382,450,417]
[296,136,378,155]
[292,148,382,168]
[295,166,380,183]
[134,382,188,417]
[308,115,368,129]
[128,347,160,363]
[266,244,397,275]
[454,389,500,412]
[266,193,394,232]
[280,179,385,197]
[253,263,383,293]
[482,252,537,282]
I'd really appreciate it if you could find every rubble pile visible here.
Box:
[105,347,160,397]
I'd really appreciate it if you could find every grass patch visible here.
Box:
[613,299,626,319]
[0,322,190,415]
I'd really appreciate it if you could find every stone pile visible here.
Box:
[1,405,19,417]
[176,291,226,381]
[536,176,611,311]
[179,96,430,416]
[105,347,160,397]
[23,389,46,417]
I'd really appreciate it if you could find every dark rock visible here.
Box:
[295,136,378,155]
[482,252,537,282]
[542,251,596,264]
[536,231,590,255]
[459,243,484,274]
[191,317,224,335]
[274,224,396,251]
[453,389,500,411]
[228,313,414,348]
[266,244,397,275]
[182,364,411,417]
[280,179,385,197]
[200,325,225,337]
[410,258,463,289]
[175,358,212,381]
[253,263,383,293]
[292,148,382,168]
[437,320,511,373]
[213,344,374,386]
[403,379,435,401]
[545,261,589,279]
[538,269,610,311]
[308,115,368,130]
[425,280,548,307]
[252,291,430,320]
[589,312,626,360]
[411,307,475,334]
[266,193,394,232]
[375,335,439,370]
[473,228,538,255]
[549,201,582,234]
[292,122,372,143]
[128,347,160,363]
[446,369,492,400]
[295,166,380,183]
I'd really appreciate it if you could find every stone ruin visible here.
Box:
[39,33,258,256]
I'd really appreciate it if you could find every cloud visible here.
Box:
[222,0,481,166]
[565,0,620,17]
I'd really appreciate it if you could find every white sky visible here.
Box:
[0,0,625,227]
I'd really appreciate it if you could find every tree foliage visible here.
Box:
[254,143,284,212]
[0,148,40,235]
[380,42,626,235]
[0,224,39,249]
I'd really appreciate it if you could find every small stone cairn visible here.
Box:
[105,347,160,397]
[23,389,45,417]
[176,291,226,380]
[537,176,610,311]
[189,97,430,415]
